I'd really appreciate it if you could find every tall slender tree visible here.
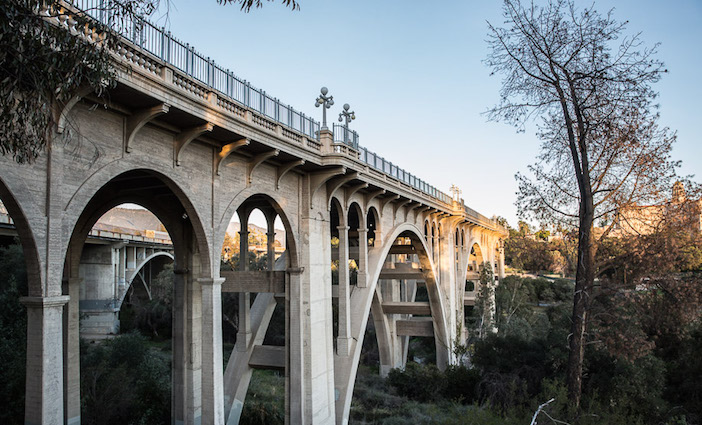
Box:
[485,0,677,408]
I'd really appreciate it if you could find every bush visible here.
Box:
[387,363,445,403]
[442,365,481,403]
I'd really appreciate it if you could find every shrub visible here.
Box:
[387,363,445,403]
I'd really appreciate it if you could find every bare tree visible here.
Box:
[485,0,678,408]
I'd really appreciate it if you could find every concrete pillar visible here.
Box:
[239,231,249,270]
[238,229,251,351]
[173,269,202,425]
[498,247,505,280]
[285,267,305,424]
[266,232,275,271]
[296,190,336,423]
[21,295,69,425]
[199,277,225,425]
[336,225,351,356]
[64,278,81,425]
[356,228,369,288]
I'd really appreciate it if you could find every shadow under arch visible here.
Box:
[62,169,213,425]
[334,221,451,424]
[0,176,42,296]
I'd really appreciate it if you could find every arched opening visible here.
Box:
[77,204,175,340]
[367,206,380,247]
[63,169,210,425]
[219,193,298,425]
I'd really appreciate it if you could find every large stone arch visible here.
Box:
[334,221,451,424]
[0,176,42,297]
[63,165,213,277]
[62,168,214,425]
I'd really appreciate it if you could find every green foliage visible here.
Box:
[119,263,173,338]
[0,243,27,424]
[80,332,170,425]
[240,370,284,425]
[387,362,445,403]
[0,0,157,163]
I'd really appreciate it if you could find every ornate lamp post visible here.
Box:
[450,184,462,203]
[315,87,334,129]
[338,103,356,144]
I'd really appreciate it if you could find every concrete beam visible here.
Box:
[396,318,434,337]
[378,269,425,280]
[381,301,431,315]
[388,245,416,255]
[220,270,285,293]
[249,345,285,370]
[464,292,476,306]
[276,159,305,189]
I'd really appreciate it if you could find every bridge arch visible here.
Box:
[217,191,300,270]
[62,169,213,425]
[218,192,302,424]
[335,221,451,423]
[120,251,175,306]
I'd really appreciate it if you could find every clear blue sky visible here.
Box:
[152,0,702,228]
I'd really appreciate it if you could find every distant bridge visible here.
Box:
[0,3,506,425]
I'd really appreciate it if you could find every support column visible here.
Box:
[286,267,305,424]
[266,232,276,271]
[200,277,225,425]
[356,228,369,288]
[238,230,251,351]
[173,269,202,425]
[336,225,351,356]
[498,246,505,280]
[64,278,81,425]
[22,295,69,425]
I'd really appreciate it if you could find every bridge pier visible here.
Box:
[21,295,70,425]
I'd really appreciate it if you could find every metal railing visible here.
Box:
[65,0,499,229]
[69,0,320,139]
[332,124,359,150]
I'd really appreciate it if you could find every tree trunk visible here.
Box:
[567,195,596,409]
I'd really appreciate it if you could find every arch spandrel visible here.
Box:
[0,176,43,297]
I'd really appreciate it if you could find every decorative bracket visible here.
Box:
[405,202,422,221]
[326,172,359,208]
[364,189,386,207]
[344,182,369,208]
[175,122,213,165]
[309,166,346,209]
[393,198,412,218]
[276,159,305,190]
[215,138,249,175]
[125,103,170,153]
[247,149,279,185]
[380,194,400,212]
[56,86,94,134]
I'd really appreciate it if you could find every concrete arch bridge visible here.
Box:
[0,3,507,425]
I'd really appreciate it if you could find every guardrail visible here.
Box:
[332,124,359,150]
[65,1,501,230]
